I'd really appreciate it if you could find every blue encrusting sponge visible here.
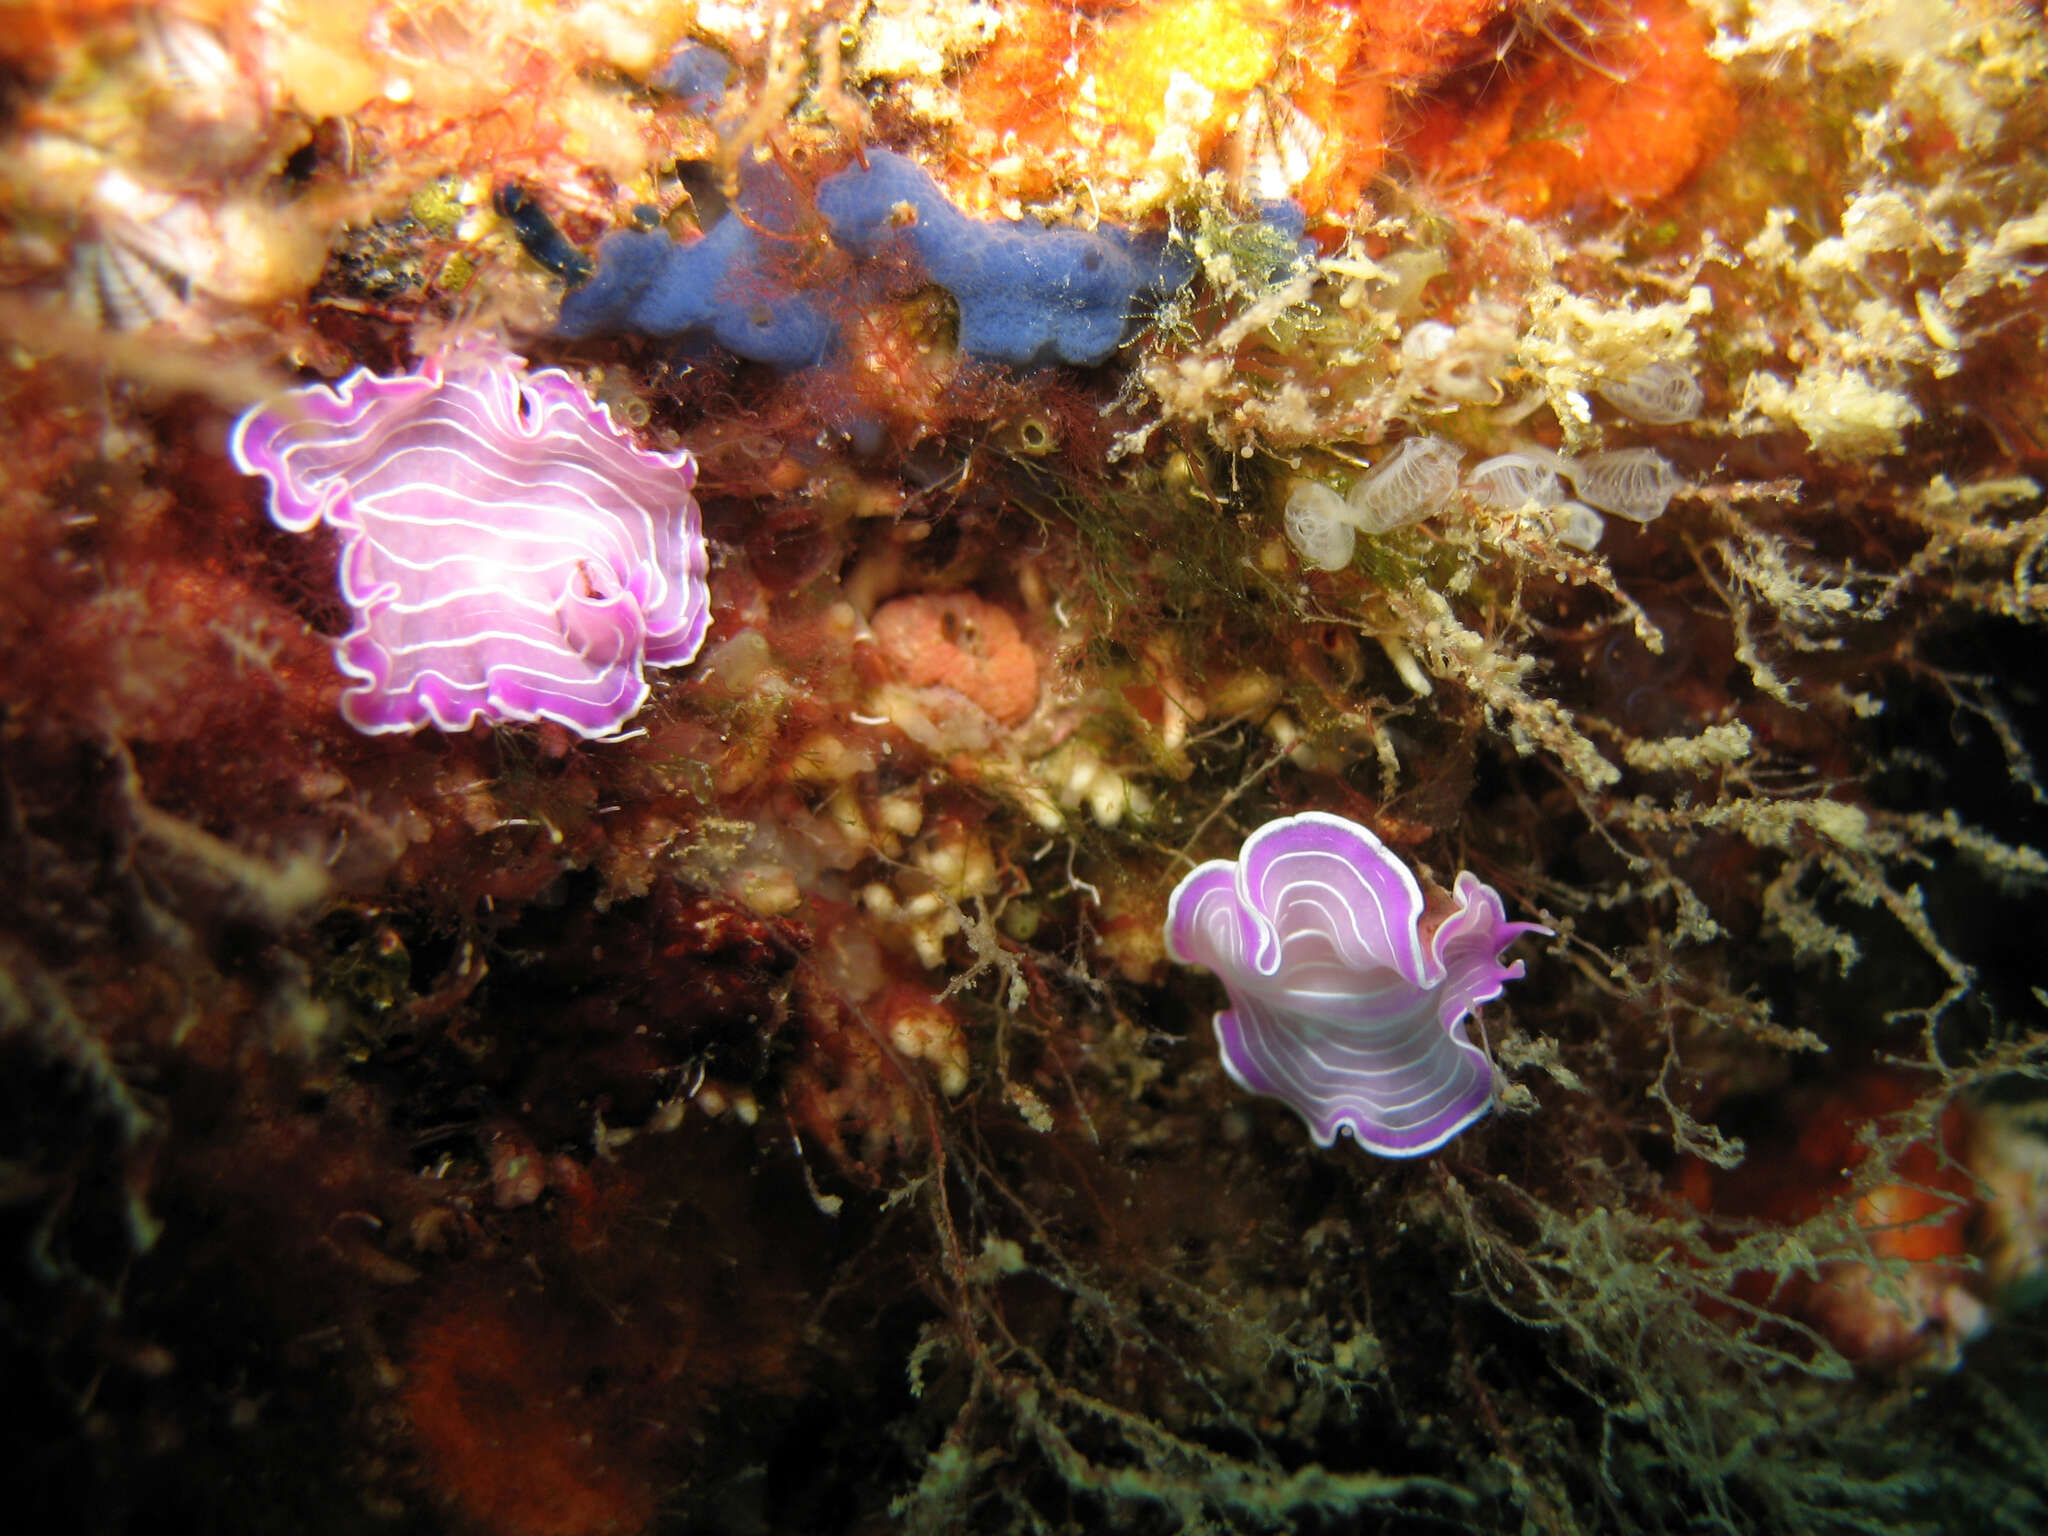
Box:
[651,44,733,113]
[558,150,1192,370]
[817,151,1193,367]
[557,163,837,371]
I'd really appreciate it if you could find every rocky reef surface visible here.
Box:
[4,2,2048,1532]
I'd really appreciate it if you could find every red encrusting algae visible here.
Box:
[1677,1073,1989,1372]
[401,1300,658,1536]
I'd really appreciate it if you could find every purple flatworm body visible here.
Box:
[1165,811,1545,1156]
[231,343,708,738]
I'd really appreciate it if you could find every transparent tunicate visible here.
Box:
[1569,448,1688,523]
[1466,450,1568,509]
[1551,501,1606,552]
[1596,361,1705,425]
[1347,435,1463,534]
[1284,481,1358,570]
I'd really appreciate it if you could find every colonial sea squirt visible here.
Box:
[1167,812,1546,1156]
[231,343,708,738]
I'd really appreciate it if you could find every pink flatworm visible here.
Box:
[1165,812,1546,1156]
[231,343,708,739]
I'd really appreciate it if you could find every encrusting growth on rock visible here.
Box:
[4,2,2048,1534]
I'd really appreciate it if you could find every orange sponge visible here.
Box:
[1406,0,1734,217]
[872,592,1040,725]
